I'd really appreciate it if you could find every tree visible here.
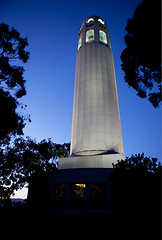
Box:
[120,0,161,108]
[0,23,30,144]
[111,153,161,225]
[0,137,70,199]
[112,153,161,175]
[111,153,161,239]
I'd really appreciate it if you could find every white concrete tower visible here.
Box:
[59,16,124,169]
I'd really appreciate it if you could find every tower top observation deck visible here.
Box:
[77,16,111,50]
[80,16,107,30]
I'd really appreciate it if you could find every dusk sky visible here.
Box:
[1,0,161,198]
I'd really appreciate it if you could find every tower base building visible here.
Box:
[29,168,113,214]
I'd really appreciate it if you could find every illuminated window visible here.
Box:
[86,30,94,43]
[91,183,107,208]
[75,183,86,188]
[55,184,66,206]
[99,30,107,44]
[86,18,94,23]
[78,35,82,50]
[71,183,85,207]
[98,18,105,25]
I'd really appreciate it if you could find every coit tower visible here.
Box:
[59,16,124,169]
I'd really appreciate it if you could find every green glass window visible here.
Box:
[99,30,107,44]
[86,30,94,43]
[78,35,82,50]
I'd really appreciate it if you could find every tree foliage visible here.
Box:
[112,153,161,176]
[111,153,161,221]
[0,138,70,199]
[120,0,161,108]
[0,23,30,144]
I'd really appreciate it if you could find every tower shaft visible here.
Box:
[70,16,124,157]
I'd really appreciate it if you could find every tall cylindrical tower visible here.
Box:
[30,16,125,210]
[71,16,124,157]
[59,16,124,169]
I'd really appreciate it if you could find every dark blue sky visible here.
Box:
[1,0,161,162]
